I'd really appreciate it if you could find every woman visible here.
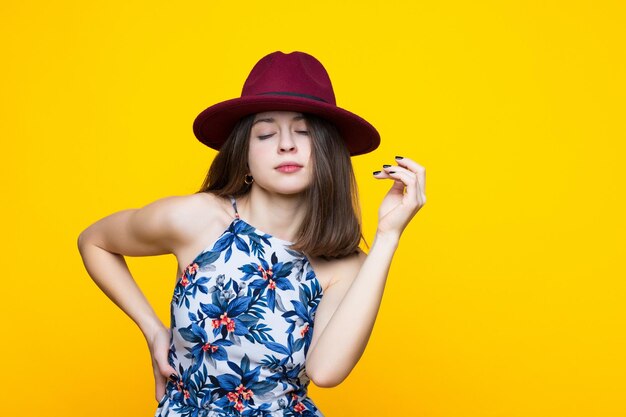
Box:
[78,51,426,417]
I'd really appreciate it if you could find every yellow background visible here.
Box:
[2,1,624,416]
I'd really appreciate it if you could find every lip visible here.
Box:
[275,161,303,168]
[275,162,303,173]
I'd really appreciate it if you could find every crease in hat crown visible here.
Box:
[243,51,337,105]
[192,50,380,156]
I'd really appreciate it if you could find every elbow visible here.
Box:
[306,368,347,388]
[77,230,88,252]
[77,229,95,254]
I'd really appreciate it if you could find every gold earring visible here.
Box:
[244,174,254,185]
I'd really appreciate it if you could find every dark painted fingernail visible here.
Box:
[373,170,381,175]
[388,171,396,174]
[169,373,179,381]
[382,164,391,168]
[395,155,404,159]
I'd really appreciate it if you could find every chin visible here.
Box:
[274,186,310,195]
[257,182,311,196]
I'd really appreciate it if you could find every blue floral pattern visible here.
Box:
[154,196,325,417]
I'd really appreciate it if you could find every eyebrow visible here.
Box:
[252,115,305,126]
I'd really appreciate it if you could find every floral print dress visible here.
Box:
[154,195,325,417]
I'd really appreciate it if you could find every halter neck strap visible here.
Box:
[228,195,240,219]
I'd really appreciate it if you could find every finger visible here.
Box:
[375,164,414,181]
[374,164,413,179]
[394,156,424,174]
[396,156,426,195]
[153,349,178,399]
[155,352,178,380]
[380,167,413,194]
[372,170,389,178]
[381,164,414,177]
[386,167,423,207]
[384,165,424,202]
[373,170,405,191]
[374,168,421,204]
[153,358,166,402]
[372,170,404,186]
[382,165,417,191]
[385,170,422,206]
[417,168,425,196]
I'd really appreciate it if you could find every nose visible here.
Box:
[278,130,297,153]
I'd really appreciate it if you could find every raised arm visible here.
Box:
[77,195,191,400]
[305,156,426,387]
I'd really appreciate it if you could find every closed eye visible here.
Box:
[257,131,309,140]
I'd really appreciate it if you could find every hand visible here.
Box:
[144,323,178,402]
[373,156,426,239]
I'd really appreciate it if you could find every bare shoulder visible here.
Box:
[78,191,233,259]
[308,248,367,291]
[168,192,237,273]
[164,192,233,242]
[164,192,235,255]
[129,191,232,246]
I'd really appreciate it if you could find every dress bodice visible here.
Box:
[154,195,325,417]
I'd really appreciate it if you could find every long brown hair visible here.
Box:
[197,112,364,259]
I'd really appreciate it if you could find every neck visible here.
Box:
[238,186,308,242]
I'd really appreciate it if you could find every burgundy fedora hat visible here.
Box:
[192,51,380,156]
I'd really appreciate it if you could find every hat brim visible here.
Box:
[192,94,380,156]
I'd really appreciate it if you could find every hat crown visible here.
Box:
[241,51,337,105]
[193,50,380,155]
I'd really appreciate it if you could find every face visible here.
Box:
[247,110,313,195]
